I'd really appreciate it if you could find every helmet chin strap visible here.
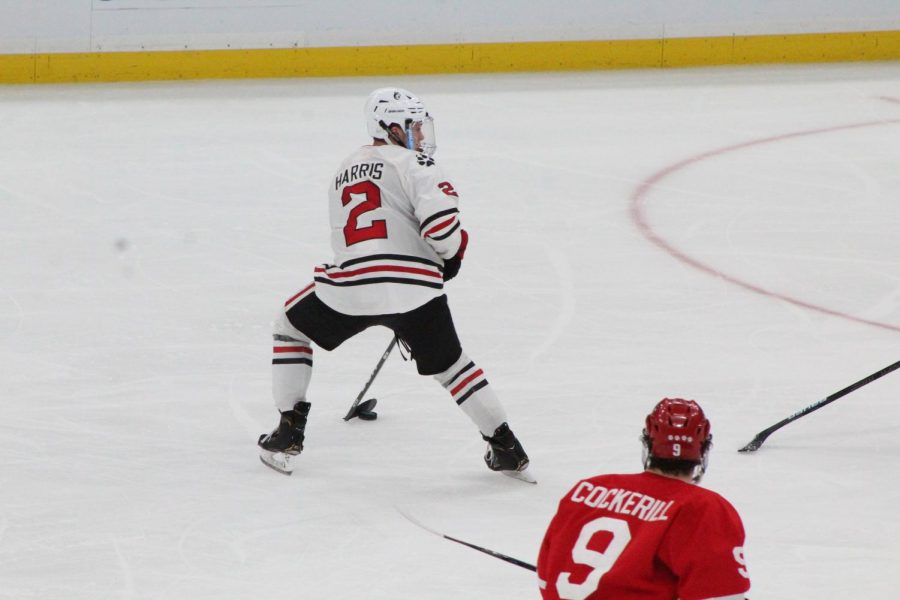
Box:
[692,444,711,483]
[381,122,410,149]
[690,464,705,484]
[641,434,651,469]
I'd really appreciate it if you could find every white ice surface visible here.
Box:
[1,63,899,599]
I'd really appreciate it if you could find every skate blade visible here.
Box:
[258,448,297,475]
[502,467,537,484]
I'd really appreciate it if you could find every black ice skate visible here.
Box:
[483,423,535,484]
[258,401,310,475]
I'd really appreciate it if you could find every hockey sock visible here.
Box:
[272,312,314,412]
[435,352,507,437]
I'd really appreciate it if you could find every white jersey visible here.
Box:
[314,144,466,315]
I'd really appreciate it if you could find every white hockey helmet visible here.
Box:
[364,87,436,156]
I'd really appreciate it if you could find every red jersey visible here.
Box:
[537,471,750,600]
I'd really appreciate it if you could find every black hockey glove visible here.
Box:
[443,255,462,281]
[442,230,468,282]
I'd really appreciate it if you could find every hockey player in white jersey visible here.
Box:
[258,87,532,481]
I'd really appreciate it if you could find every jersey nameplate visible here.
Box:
[335,162,384,190]
[569,481,675,522]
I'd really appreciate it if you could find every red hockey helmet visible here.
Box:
[643,398,711,462]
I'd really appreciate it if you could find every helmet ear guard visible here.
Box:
[378,119,409,148]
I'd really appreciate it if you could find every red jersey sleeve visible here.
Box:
[658,492,751,600]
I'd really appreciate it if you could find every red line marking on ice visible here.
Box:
[629,118,900,334]
[878,96,900,105]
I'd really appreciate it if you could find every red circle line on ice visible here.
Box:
[629,117,900,334]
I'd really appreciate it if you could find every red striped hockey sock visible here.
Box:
[272,335,313,412]
[436,352,508,437]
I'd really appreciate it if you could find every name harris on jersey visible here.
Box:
[568,481,675,523]
[335,162,384,190]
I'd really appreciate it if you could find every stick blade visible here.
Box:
[344,398,378,421]
[738,436,764,453]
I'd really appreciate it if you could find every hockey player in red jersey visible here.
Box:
[258,87,531,481]
[537,398,750,600]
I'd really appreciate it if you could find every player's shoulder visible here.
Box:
[623,474,745,532]
[563,471,651,494]
[582,472,642,487]
[585,470,691,488]
[335,145,375,170]
[383,147,442,173]
[412,151,437,168]
[674,482,744,529]
[590,472,738,510]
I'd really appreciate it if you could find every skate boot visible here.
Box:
[258,401,310,475]
[483,423,535,484]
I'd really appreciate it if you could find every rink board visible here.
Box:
[2,30,900,84]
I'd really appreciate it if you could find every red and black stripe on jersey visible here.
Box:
[420,208,460,242]
[314,253,444,289]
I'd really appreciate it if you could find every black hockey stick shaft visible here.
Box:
[397,508,536,572]
[738,358,900,452]
[441,532,537,572]
[343,336,397,421]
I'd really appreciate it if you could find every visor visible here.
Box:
[407,116,436,156]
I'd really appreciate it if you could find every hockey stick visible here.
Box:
[397,508,536,572]
[738,358,900,452]
[343,336,398,421]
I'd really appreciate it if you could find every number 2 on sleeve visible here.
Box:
[341,180,387,246]
[556,517,632,600]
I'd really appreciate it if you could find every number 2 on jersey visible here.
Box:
[341,180,387,246]
[556,517,632,600]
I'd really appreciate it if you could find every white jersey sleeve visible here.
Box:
[407,152,465,260]
[314,144,466,316]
